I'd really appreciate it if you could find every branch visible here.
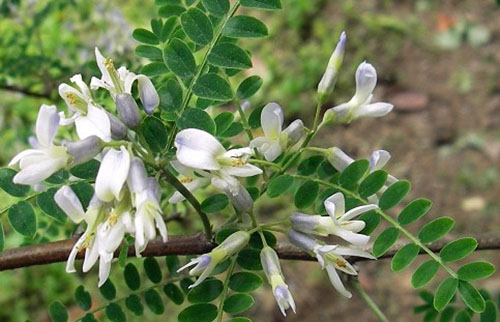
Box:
[0,234,498,271]
[0,84,52,99]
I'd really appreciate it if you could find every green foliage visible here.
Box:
[237,75,263,99]
[228,272,263,292]
[124,263,141,291]
[208,43,252,69]
[193,73,233,101]
[294,179,319,209]
[202,0,230,18]
[69,160,100,180]
[439,237,478,262]
[241,0,282,10]
[397,198,432,226]
[223,293,255,314]
[0,168,30,197]
[340,159,369,188]
[164,283,184,305]
[180,8,213,45]
[236,248,262,271]
[434,278,458,311]
[140,116,168,153]
[163,39,196,78]
[222,16,268,38]
[358,170,388,198]
[372,227,399,258]
[457,262,495,281]
[201,194,229,213]
[378,180,411,210]
[144,289,165,315]
[144,257,163,284]
[178,108,216,134]
[418,217,455,243]
[74,285,92,311]
[8,201,36,237]
[188,279,224,303]
[37,188,67,223]
[266,174,293,198]
[99,279,117,301]
[411,260,440,288]
[105,302,126,322]
[125,294,144,316]
[458,281,485,313]
[48,301,68,322]
[297,156,324,176]
[390,243,419,272]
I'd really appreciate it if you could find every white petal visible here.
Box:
[341,204,378,221]
[154,212,168,242]
[324,192,345,220]
[169,178,209,203]
[261,102,284,139]
[341,220,366,233]
[82,237,99,272]
[325,265,352,298]
[333,228,370,246]
[137,75,159,114]
[353,62,377,104]
[90,76,111,91]
[66,234,86,273]
[13,157,66,185]
[54,186,85,223]
[370,150,391,171]
[356,102,394,119]
[263,142,282,162]
[75,105,111,142]
[58,83,88,112]
[98,255,113,287]
[36,104,60,148]
[334,246,375,259]
[170,160,195,177]
[222,164,263,177]
[95,147,131,202]
[174,129,225,170]
[70,74,92,99]
[222,147,253,160]
[327,147,354,172]
[94,47,111,85]
[9,149,44,167]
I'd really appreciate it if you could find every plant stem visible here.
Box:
[236,100,253,141]
[248,158,282,170]
[350,278,389,322]
[216,257,237,322]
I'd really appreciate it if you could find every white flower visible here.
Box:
[91,47,159,114]
[9,105,69,185]
[174,128,262,196]
[250,103,304,162]
[168,160,211,204]
[322,62,393,125]
[318,31,346,101]
[95,146,131,202]
[58,74,112,142]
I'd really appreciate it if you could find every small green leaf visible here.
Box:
[37,188,67,223]
[457,261,496,281]
[125,294,144,316]
[454,310,472,322]
[237,248,262,271]
[359,170,388,198]
[142,62,169,76]
[434,277,458,311]
[0,168,30,197]
[391,243,420,272]
[161,17,178,42]
[223,293,255,314]
[144,257,163,284]
[440,237,478,262]
[339,159,369,188]
[71,181,94,210]
[8,201,36,237]
[411,260,440,288]
[249,230,277,249]
[215,112,234,136]
[359,210,380,235]
[159,79,183,113]
[74,285,92,311]
[458,280,486,313]
[237,75,263,99]
[241,0,282,9]
[248,104,264,128]
[164,283,184,305]
[373,227,399,257]
[229,272,263,292]
[480,300,497,322]
[202,0,229,17]
[181,8,213,45]
[208,43,252,69]
[222,16,268,38]
[267,174,293,198]
[418,217,455,243]
[140,116,168,153]
[136,45,163,60]
[297,156,324,176]
[81,313,98,322]
[45,170,69,184]
[398,198,432,225]
[70,160,100,179]
[379,180,411,210]
[145,289,165,315]
[178,303,217,322]
[158,5,186,18]
[99,279,116,300]
[221,122,244,137]
[151,19,163,37]
[215,228,238,244]
[440,307,456,322]
[105,303,126,322]
[124,263,141,291]
[178,108,216,135]
[164,38,196,78]
[227,318,252,322]
[188,279,224,303]
[201,194,229,213]
[133,28,159,45]
[294,180,319,209]
[193,73,233,101]
[49,301,68,322]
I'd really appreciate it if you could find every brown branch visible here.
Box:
[0,234,499,271]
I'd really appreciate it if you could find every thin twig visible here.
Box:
[349,278,389,322]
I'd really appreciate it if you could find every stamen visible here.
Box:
[335,258,347,268]
[66,93,77,105]
[231,158,245,167]
[104,58,115,71]
[108,211,118,226]
[180,177,193,183]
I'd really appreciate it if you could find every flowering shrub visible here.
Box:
[0,1,497,321]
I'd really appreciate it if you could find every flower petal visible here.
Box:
[95,147,131,202]
[54,185,85,223]
[137,75,159,114]
[370,150,391,171]
[14,156,66,185]
[324,192,345,220]
[261,102,284,139]
[75,105,112,142]
[356,102,393,119]
[353,61,377,104]
[174,129,225,170]
[36,104,60,148]
[341,204,378,221]
[222,164,263,177]
[327,147,354,172]
[325,265,352,298]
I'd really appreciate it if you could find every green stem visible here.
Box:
[248,159,282,170]
[350,278,389,322]
[236,100,253,141]
[216,257,237,322]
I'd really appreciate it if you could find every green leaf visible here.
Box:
[267,174,293,198]
[81,313,98,322]
[181,8,213,45]
[359,170,388,198]
[136,45,163,60]
[297,156,324,176]
[142,62,169,76]
[159,79,183,113]
[105,303,126,322]
[202,0,229,17]
[391,243,419,272]
[227,319,252,322]
[201,194,229,213]
[71,181,94,210]
[208,43,252,69]
[411,260,440,288]
[178,108,216,134]
[373,227,399,257]
[74,285,92,311]
[215,228,238,244]
[454,310,471,322]
[398,198,432,226]
[188,279,223,303]
[379,180,411,210]
[160,17,178,42]
[158,5,186,18]
[434,277,458,311]
[418,217,455,243]
[164,38,196,78]
[193,73,233,101]
[222,16,268,38]
[133,28,159,45]
[145,289,165,315]
[457,261,496,281]
[458,280,486,313]
[229,272,262,292]
[45,170,69,184]
[140,116,168,153]
[237,248,262,270]
[0,168,30,197]
[70,159,100,179]
[248,104,264,128]
[151,19,163,37]
[294,180,319,209]
[440,237,478,262]
[440,307,455,322]
[37,188,67,223]
[144,257,162,284]
[359,210,380,235]
[223,293,255,314]
[164,283,184,305]
[237,75,263,99]
[99,279,116,300]
[125,294,144,316]
[339,159,369,188]
[0,222,4,252]
[249,230,277,249]
[178,303,218,322]
[221,122,244,137]
[49,301,68,322]
[8,201,36,238]
[180,278,195,293]
[241,0,282,9]
[480,300,497,322]
[124,263,141,291]
[215,112,234,136]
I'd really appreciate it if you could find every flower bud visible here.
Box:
[219,231,250,255]
[115,93,141,129]
[127,157,149,194]
[64,135,103,166]
[106,111,127,139]
[136,75,159,114]
[326,147,354,172]
[227,185,254,214]
[317,31,346,103]
[291,213,327,236]
[288,229,318,252]
[282,119,304,147]
[261,246,282,278]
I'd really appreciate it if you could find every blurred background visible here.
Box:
[0,0,499,321]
